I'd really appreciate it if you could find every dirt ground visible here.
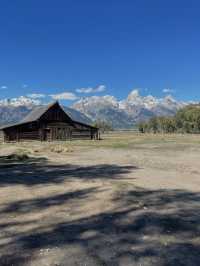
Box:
[0,132,200,266]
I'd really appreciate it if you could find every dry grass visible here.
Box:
[1,131,200,151]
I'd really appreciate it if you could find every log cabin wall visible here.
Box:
[3,122,40,142]
[72,121,98,140]
[3,123,98,142]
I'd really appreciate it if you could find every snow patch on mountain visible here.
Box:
[0,96,41,107]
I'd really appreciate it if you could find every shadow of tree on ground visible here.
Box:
[0,154,137,186]
[0,187,99,215]
[0,185,200,266]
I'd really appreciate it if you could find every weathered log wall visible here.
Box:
[3,128,98,142]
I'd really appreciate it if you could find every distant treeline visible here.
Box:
[138,104,200,134]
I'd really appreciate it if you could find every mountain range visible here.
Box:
[0,90,191,129]
[72,90,187,128]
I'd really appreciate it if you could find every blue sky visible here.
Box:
[0,0,200,104]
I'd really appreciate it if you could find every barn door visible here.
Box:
[50,128,57,141]
[49,127,71,141]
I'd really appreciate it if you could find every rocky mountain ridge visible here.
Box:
[72,90,187,128]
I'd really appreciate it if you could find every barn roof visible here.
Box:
[0,101,97,130]
[0,102,58,130]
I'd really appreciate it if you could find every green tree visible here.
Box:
[137,104,200,134]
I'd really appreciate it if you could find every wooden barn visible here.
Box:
[0,101,99,142]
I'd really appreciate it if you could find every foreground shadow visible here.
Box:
[0,154,137,186]
[0,187,98,215]
[0,187,200,266]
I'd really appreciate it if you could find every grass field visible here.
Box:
[0,132,200,266]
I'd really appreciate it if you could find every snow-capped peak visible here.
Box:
[0,96,41,107]
[163,95,176,103]
[75,95,119,108]
[127,89,140,101]
[120,90,160,111]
